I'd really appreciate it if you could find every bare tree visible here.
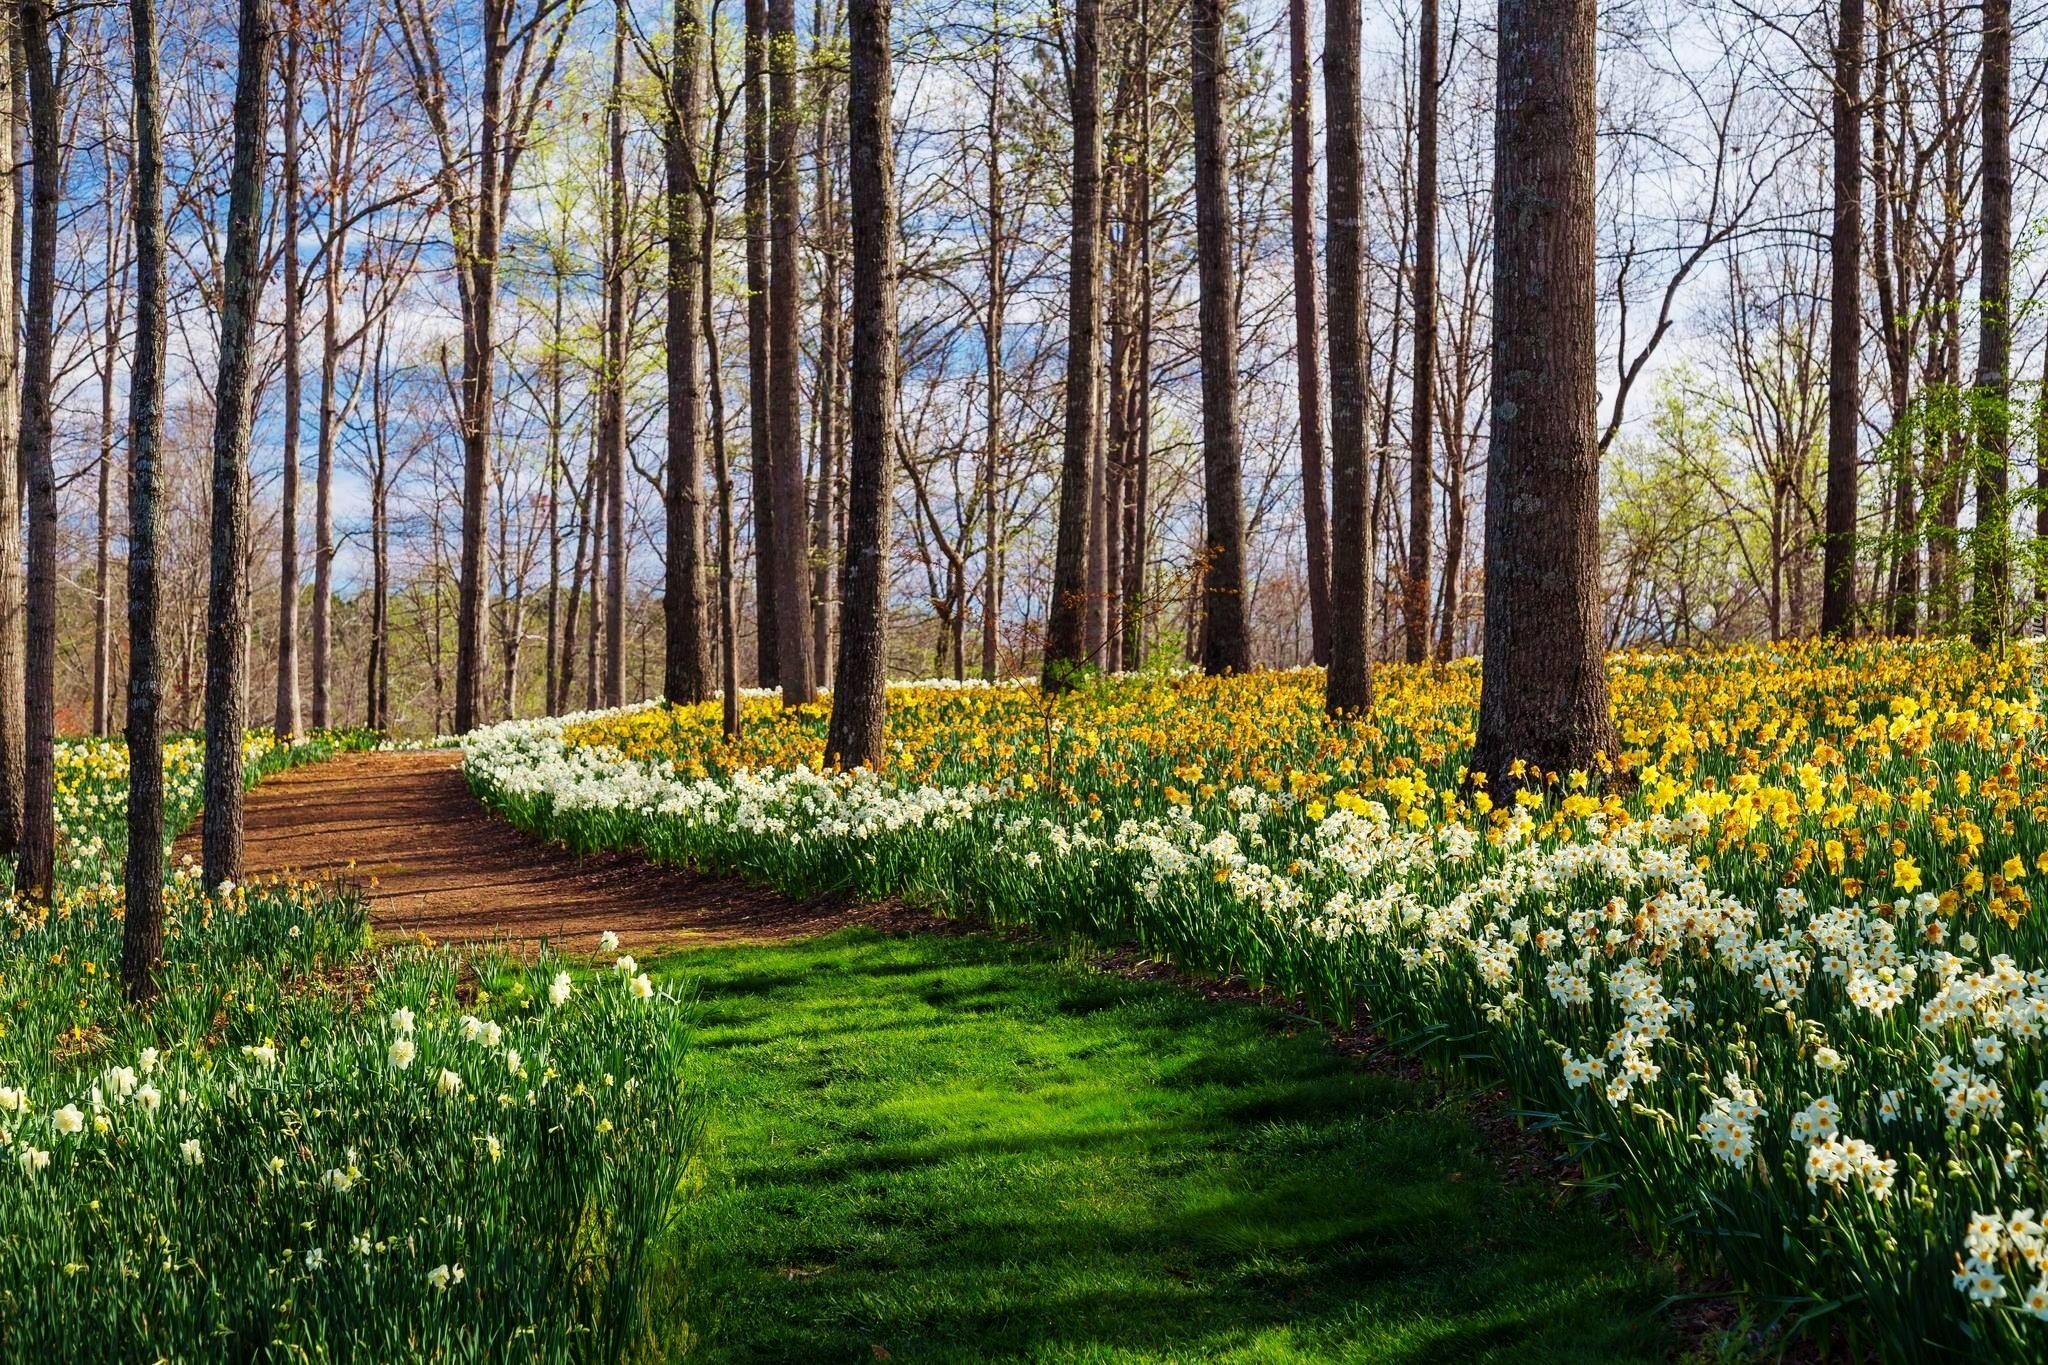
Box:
[16,0,63,897]
[121,0,168,1000]
[767,0,814,702]
[201,0,275,889]
[0,4,23,860]
[600,0,628,706]
[1285,0,1328,665]
[1821,0,1862,638]
[275,23,305,735]
[391,0,576,732]
[745,0,777,687]
[1405,0,1438,664]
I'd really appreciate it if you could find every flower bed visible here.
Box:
[465,642,2048,1360]
[0,732,695,1361]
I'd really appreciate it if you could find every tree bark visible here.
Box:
[92,120,127,738]
[1971,0,2009,645]
[1820,0,1861,639]
[16,0,61,897]
[665,0,710,704]
[1470,0,1615,784]
[275,28,303,736]
[0,4,20,859]
[122,0,168,1000]
[1042,0,1099,690]
[1322,0,1371,714]
[825,0,896,769]
[745,0,777,686]
[701,139,742,738]
[1191,0,1248,675]
[1869,0,1916,638]
[768,0,814,703]
[1286,0,1329,666]
[1121,1,1152,673]
[981,20,1005,681]
[202,0,274,888]
[810,39,841,687]
[601,1,629,707]
[367,324,392,729]
[1405,0,1437,665]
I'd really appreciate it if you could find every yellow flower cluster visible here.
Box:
[569,641,2041,935]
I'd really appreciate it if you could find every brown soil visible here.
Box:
[183,749,939,951]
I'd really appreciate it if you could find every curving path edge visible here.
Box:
[192,749,914,950]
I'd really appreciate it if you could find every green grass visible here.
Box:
[658,928,1678,1364]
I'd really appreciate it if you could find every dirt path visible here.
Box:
[191,750,912,950]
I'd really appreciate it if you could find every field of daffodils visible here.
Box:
[466,640,2048,1360]
[0,732,694,1361]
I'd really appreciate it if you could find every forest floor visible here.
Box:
[224,752,1700,1362]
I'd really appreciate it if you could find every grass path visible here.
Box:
[661,929,1677,1364]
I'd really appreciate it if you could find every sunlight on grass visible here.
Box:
[661,930,1672,1364]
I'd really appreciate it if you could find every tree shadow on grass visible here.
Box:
[669,930,1673,1364]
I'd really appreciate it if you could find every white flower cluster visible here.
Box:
[1697,1075,1765,1170]
[1957,1209,2048,1317]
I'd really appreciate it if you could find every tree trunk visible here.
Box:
[1971,0,2009,645]
[445,0,522,735]
[16,0,61,897]
[1470,0,1615,784]
[1191,0,1247,675]
[768,0,814,703]
[201,0,273,888]
[1405,0,1438,665]
[1435,439,1464,662]
[1286,0,1329,666]
[1869,0,1916,638]
[1323,0,1371,715]
[586,431,606,711]
[1042,0,1098,690]
[310,134,345,729]
[980,21,1004,681]
[1121,3,1152,673]
[1820,0,1861,639]
[0,4,19,860]
[666,0,710,704]
[275,29,303,736]
[745,0,777,687]
[825,0,895,769]
[544,277,564,711]
[122,0,168,1000]
[811,53,841,688]
[600,2,628,707]
[702,148,742,738]
[367,325,392,729]
[93,198,125,737]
